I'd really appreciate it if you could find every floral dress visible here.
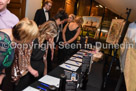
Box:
[0,31,14,74]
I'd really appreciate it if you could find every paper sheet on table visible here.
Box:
[70,57,82,62]
[23,86,39,91]
[39,75,60,88]
[77,51,86,55]
[59,63,79,71]
[73,54,83,58]
[65,60,82,67]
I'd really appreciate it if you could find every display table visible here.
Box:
[23,49,104,91]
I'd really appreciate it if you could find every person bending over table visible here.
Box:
[62,16,83,61]
[0,18,39,89]
[13,9,68,91]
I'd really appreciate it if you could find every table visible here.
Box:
[23,49,104,91]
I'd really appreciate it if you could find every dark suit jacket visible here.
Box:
[34,8,50,26]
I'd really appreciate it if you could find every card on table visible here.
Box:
[73,54,83,58]
[77,51,86,55]
[59,63,79,71]
[70,57,82,62]
[23,86,39,91]
[65,60,82,67]
[39,75,60,88]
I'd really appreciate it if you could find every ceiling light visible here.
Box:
[115,17,118,19]
[97,29,108,33]
[99,5,103,8]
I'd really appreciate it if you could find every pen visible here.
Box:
[37,86,47,91]
[65,65,71,68]
[75,62,79,65]
[72,57,76,59]
[77,56,82,58]
[40,83,49,87]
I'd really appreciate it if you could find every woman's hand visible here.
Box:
[62,41,68,45]
[43,56,47,75]
[44,69,47,75]
[48,38,54,61]
[48,38,54,44]
[30,69,39,77]
[28,66,39,77]
[0,74,5,85]
[0,69,5,85]
[51,49,54,61]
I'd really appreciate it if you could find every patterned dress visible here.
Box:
[0,31,14,74]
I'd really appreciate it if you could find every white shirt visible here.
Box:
[0,9,19,29]
[43,8,49,21]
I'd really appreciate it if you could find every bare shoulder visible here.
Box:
[0,29,13,39]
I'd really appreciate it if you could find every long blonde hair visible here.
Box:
[75,16,84,26]
[38,21,58,44]
[12,18,39,43]
[69,14,75,21]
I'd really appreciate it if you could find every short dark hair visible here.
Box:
[54,8,68,21]
[43,0,53,6]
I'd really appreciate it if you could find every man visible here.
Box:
[0,0,19,29]
[34,0,52,26]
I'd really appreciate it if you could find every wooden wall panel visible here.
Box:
[7,0,26,20]
[77,0,90,16]
[65,0,76,15]
[49,0,65,18]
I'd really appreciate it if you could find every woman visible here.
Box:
[0,18,39,86]
[57,14,75,64]
[14,9,68,91]
[62,16,83,60]
[68,14,75,23]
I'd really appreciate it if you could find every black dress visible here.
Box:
[63,24,79,61]
[31,38,47,77]
[14,38,47,91]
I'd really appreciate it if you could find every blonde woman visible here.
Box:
[68,14,75,23]
[62,16,84,60]
[0,18,39,87]
[13,21,58,91]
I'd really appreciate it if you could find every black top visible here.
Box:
[31,38,47,61]
[65,23,79,43]
[34,8,50,26]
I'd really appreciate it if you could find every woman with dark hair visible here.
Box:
[47,8,68,73]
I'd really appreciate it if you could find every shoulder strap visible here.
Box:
[67,23,70,29]
[76,26,80,30]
